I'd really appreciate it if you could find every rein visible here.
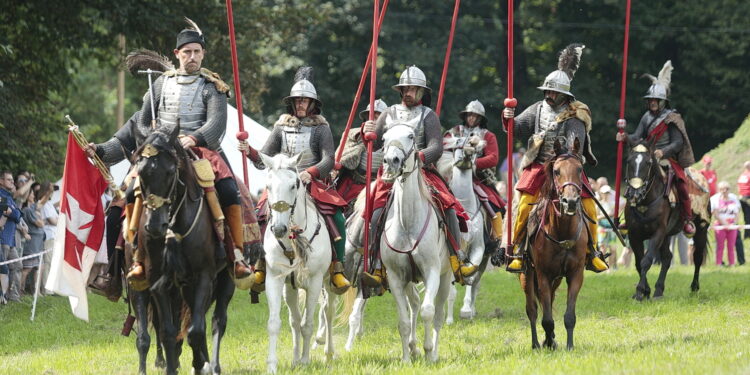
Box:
[383,202,432,254]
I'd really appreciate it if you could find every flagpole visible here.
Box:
[434,0,461,116]
[613,0,632,225]
[65,115,119,196]
[503,0,516,255]
[334,0,390,168]
[225,0,250,187]
[362,0,380,284]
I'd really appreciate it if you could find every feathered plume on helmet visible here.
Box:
[642,60,673,101]
[123,49,175,76]
[558,43,585,80]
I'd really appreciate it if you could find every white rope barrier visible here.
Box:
[712,224,750,230]
[0,249,51,321]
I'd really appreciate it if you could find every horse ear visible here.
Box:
[553,138,564,156]
[166,120,180,145]
[259,153,273,169]
[288,151,305,169]
[572,137,581,155]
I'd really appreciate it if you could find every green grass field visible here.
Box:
[1,264,749,375]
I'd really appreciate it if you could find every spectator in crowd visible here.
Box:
[21,189,45,295]
[596,177,609,191]
[1,171,23,303]
[589,177,599,195]
[498,147,523,186]
[711,181,741,266]
[700,155,718,196]
[737,161,750,240]
[596,185,617,269]
[39,182,58,287]
[13,172,34,204]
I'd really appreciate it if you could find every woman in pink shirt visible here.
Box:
[710,181,741,266]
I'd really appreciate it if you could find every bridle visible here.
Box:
[139,143,181,211]
[626,144,658,205]
[383,127,419,182]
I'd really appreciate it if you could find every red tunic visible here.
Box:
[336,175,366,203]
[368,167,469,221]
[516,162,594,198]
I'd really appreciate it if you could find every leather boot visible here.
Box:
[361,259,386,289]
[490,212,504,240]
[583,198,609,273]
[330,261,351,295]
[251,258,266,293]
[361,208,385,289]
[223,205,253,278]
[506,192,536,273]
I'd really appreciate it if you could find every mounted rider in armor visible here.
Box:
[443,100,505,276]
[361,66,469,288]
[501,44,609,273]
[87,18,254,284]
[239,67,352,295]
[334,99,388,212]
[615,60,696,236]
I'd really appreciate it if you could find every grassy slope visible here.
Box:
[693,114,750,188]
[1,265,749,375]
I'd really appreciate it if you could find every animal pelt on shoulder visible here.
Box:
[162,67,231,96]
[274,114,329,128]
[665,111,695,168]
[556,101,592,132]
[340,128,366,170]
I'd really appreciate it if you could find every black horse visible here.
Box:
[624,141,709,301]
[133,124,234,374]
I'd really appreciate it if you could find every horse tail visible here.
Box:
[336,286,357,327]
[176,301,191,342]
[151,235,187,293]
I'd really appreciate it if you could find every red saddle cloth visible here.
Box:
[516,162,593,198]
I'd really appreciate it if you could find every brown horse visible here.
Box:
[521,138,588,350]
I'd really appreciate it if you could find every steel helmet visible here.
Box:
[392,65,431,92]
[283,66,322,113]
[537,44,585,98]
[459,100,487,127]
[359,99,389,121]
[643,60,673,102]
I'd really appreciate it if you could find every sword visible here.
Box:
[137,69,161,129]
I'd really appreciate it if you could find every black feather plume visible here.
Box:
[293,66,315,84]
[123,49,175,76]
[557,43,585,80]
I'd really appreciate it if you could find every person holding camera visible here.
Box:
[0,171,23,303]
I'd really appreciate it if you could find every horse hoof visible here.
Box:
[446,317,454,325]
[459,309,474,320]
[653,294,663,300]
[315,335,326,346]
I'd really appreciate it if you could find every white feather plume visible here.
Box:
[184,17,202,36]
[642,60,673,94]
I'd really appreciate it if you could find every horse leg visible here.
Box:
[283,282,302,366]
[151,297,166,369]
[420,269,440,362]
[445,283,456,325]
[266,272,284,374]
[324,288,336,361]
[523,271,540,349]
[153,291,180,375]
[405,283,421,358]
[538,273,557,350]
[691,222,707,292]
[390,277,413,362]
[300,275,324,366]
[635,234,663,301]
[653,240,673,299]
[187,273,212,374]
[431,270,452,363]
[133,290,151,375]
[210,269,234,375]
[313,291,327,348]
[564,268,584,350]
[345,290,366,351]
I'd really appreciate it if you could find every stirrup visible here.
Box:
[683,221,696,238]
[126,263,150,291]
[460,263,478,277]
[505,255,526,273]
[330,262,351,295]
[88,273,112,296]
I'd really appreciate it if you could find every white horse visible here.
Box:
[377,124,453,362]
[260,153,336,373]
[440,136,492,323]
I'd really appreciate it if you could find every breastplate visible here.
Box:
[158,75,207,134]
[384,104,428,150]
[535,102,564,163]
[280,125,316,169]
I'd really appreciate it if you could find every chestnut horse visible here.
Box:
[521,138,588,350]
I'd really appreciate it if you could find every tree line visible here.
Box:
[1,0,748,181]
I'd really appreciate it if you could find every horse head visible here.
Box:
[134,124,181,238]
[551,137,584,216]
[382,124,418,183]
[625,141,655,203]
[260,152,304,239]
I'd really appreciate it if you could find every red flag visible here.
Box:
[45,132,108,321]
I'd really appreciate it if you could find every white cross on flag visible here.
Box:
[45,132,108,321]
